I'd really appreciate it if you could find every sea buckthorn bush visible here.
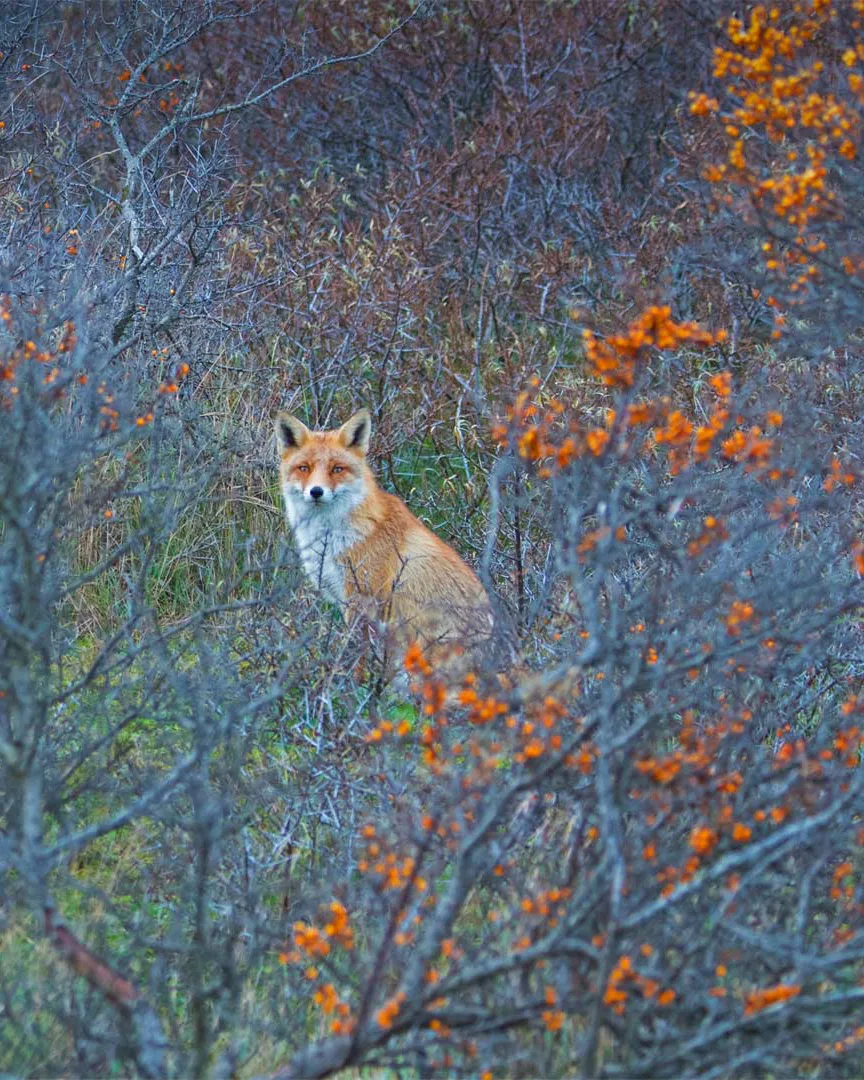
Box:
[2,2,864,1079]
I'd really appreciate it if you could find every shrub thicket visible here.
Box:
[2,2,864,1078]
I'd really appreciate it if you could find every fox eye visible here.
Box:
[297,464,310,474]
[331,465,345,474]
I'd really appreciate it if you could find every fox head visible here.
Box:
[275,408,373,526]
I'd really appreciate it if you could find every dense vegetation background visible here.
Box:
[3,1,864,1076]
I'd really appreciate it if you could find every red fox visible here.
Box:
[275,408,493,677]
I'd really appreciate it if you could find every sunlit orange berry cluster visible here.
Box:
[402,647,521,770]
[1,295,195,435]
[603,954,675,1016]
[774,719,863,775]
[357,824,425,894]
[743,981,801,1015]
[426,1015,452,1039]
[766,493,799,526]
[583,306,723,389]
[313,983,354,1035]
[457,677,509,726]
[365,644,445,745]
[497,322,722,473]
[405,642,447,719]
[376,990,406,1030]
[720,426,776,471]
[726,599,757,636]
[632,710,777,895]
[687,515,730,557]
[292,921,331,959]
[824,455,857,492]
[635,710,734,789]
[496,318,745,484]
[841,693,864,716]
[691,2,864,323]
[830,859,855,903]
[516,886,572,931]
[98,383,120,431]
[831,1023,864,1054]
[322,899,354,947]
[688,824,720,857]
[151,361,190,399]
[365,714,413,742]
[574,525,624,561]
[404,641,433,677]
[279,899,355,965]
[541,986,565,1031]
[832,723,864,766]
[137,357,191,427]
[1,304,78,400]
[491,384,570,473]
[512,698,578,764]
[649,376,732,475]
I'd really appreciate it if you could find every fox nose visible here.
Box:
[309,486,324,501]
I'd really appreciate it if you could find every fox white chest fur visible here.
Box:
[281,494,361,606]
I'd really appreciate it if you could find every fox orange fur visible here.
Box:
[275,408,492,675]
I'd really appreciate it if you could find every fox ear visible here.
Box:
[275,412,310,452]
[338,408,371,455]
